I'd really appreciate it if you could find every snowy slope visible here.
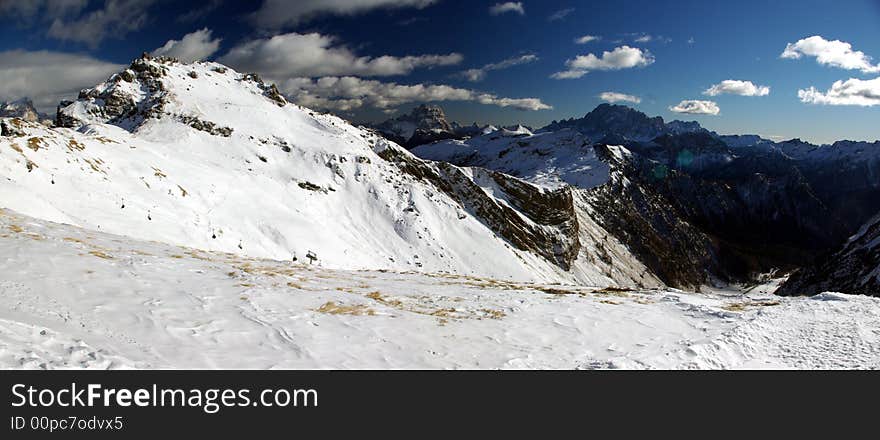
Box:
[2,208,878,369]
[0,55,655,287]
[413,128,610,190]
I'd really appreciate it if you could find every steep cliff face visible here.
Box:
[583,145,722,289]
[777,213,880,297]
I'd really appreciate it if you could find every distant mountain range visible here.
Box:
[369,104,533,148]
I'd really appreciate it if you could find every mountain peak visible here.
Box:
[542,104,704,142]
[55,56,287,132]
[372,103,457,147]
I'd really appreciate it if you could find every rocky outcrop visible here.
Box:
[56,53,170,129]
[176,115,233,137]
[239,72,288,107]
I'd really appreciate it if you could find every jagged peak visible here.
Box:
[55,57,288,131]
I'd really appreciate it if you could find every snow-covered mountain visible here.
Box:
[0,54,660,287]
[0,98,45,124]
[539,103,707,142]
[777,212,880,297]
[414,128,607,189]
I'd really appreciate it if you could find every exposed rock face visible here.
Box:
[373,104,458,148]
[176,115,233,137]
[584,145,722,289]
[0,118,27,137]
[777,213,880,297]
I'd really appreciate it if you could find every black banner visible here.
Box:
[0,371,870,438]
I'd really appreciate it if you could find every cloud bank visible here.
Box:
[218,32,462,78]
[282,76,552,111]
[798,77,880,106]
[0,50,123,112]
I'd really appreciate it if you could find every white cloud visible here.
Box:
[703,80,770,97]
[46,0,158,47]
[489,2,524,16]
[798,77,880,106]
[551,46,654,79]
[0,50,123,113]
[669,100,720,115]
[459,54,538,82]
[218,32,462,78]
[249,0,437,28]
[574,35,600,44]
[548,8,574,21]
[282,76,552,111]
[598,92,641,104]
[634,35,652,43]
[152,28,221,63]
[781,35,880,74]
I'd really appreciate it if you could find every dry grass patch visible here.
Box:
[26,137,44,152]
[88,250,113,259]
[316,301,376,316]
[480,308,507,319]
[366,291,403,308]
[723,300,781,312]
[538,286,583,296]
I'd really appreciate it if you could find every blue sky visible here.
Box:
[1,0,879,143]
